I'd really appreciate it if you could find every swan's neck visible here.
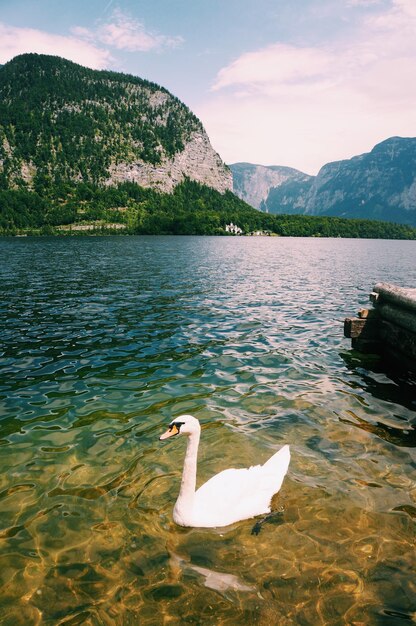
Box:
[173,431,200,525]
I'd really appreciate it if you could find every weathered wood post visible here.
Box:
[344,283,416,370]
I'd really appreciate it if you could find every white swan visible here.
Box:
[160,414,290,528]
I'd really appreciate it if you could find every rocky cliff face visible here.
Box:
[229,163,311,210]
[231,138,416,226]
[108,130,231,193]
[261,178,314,214]
[0,54,231,194]
[303,138,416,224]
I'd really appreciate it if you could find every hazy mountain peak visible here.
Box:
[230,137,416,225]
[229,162,311,210]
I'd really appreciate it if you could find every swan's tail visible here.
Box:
[263,444,290,483]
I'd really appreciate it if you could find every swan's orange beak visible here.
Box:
[159,423,180,440]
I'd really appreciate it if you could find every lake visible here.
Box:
[0,235,415,625]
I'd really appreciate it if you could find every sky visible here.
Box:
[0,0,415,174]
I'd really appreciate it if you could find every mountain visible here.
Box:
[0,54,415,239]
[302,137,416,225]
[229,162,312,210]
[261,177,314,214]
[0,53,231,194]
[231,138,416,226]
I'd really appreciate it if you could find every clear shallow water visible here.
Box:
[0,235,415,626]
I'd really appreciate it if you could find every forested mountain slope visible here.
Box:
[0,53,231,194]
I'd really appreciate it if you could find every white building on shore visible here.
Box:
[225,223,243,235]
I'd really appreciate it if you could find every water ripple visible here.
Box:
[0,235,415,624]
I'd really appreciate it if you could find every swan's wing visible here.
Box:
[192,445,290,527]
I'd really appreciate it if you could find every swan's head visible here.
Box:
[159,415,201,440]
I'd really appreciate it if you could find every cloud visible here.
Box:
[346,0,382,7]
[73,8,183,53]
[0,22,112,69]
[0,9,182,70]
[212,44,333,93]
[367,0,416,29]
[199,0,416,173]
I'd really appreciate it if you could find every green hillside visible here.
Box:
[0,53,202,190]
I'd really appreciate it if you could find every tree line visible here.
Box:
[1,179,415,239]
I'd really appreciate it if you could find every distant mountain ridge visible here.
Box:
[230,162,312,211]
[0,53,231,194]
[230,137,416,226]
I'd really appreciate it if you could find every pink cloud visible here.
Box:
[212,44,332,92]
[0,22,112,69]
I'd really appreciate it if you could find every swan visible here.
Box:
[159,414,290,528]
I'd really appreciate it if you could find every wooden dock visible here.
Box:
[344,283,416,371]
